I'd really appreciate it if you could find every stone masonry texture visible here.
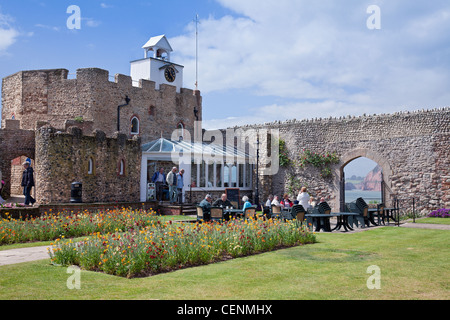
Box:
[235,108,449,214]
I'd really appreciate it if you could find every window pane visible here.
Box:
[131,118,139,134]
[245,163,251,188]
[200,160,206,188]
[224,164,229,188]
[161,139,173,152]
[208,163,214,188]
[239,164,244,188]
[216,163,222,187]
[120,160,124,175]
[231,165,237,187]
[191,161,197,188]
[88,158,93,175]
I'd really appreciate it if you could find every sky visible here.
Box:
[344,157,377,178]
[0,0,449,175]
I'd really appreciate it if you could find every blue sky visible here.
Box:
[1,0,449,133]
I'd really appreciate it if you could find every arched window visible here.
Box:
[88,157,94,175]
[119,159,125,176]
[177,122,184,141]
[131,116,139,135]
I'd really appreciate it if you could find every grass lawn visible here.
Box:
[0,226,448,300]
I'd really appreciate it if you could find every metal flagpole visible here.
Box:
[194,14,200,90]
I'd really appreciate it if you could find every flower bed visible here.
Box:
[0,208,158,245]
[48,217,316,278]
[428,208,450,218]
[0,202,28,208]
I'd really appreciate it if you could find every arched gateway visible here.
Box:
[336,148,393,211]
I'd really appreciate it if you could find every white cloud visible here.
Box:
[83,18,101,28]
[171,0,450,128]
[100,3,114,9]
[0,12,19,53]
[35,24,60,32]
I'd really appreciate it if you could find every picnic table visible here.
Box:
[367,208,380,226]
[331,212,359,232]
[224,208,244,220]
[305,213,340,232]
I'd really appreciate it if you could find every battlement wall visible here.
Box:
[233,107,450,213]
[2,68,201,142]
[35,125,141,204]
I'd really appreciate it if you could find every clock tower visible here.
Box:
[130,35,184,92]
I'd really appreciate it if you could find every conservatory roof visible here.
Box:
[141,138,252,160]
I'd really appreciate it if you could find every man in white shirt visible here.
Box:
[166,167,178,204]
[265,194,274,207]
[271,195,284,208]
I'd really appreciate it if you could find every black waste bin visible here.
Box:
[70,182,82,203]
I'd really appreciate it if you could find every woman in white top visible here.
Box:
[297,187,310,210]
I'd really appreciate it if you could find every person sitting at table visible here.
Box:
[242,195,252,211]
[265,194,274,207]
[199,194,213,221]
[281,193,293,208]
[271,195,284,208]
[309,196,316,208]
[297,187,310,210]
[0,180,5,204]
[213,193,233,208]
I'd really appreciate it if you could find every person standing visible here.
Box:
[176,169,185,204]
[152,167,166,203]
[297,187,310,210]
[21,161,36,206]
[166,167,178,204]
[0,180,5,204]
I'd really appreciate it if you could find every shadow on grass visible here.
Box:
[277,246,377,263]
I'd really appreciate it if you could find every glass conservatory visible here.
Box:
[139,138,254,202]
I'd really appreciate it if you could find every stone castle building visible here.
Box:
[0,35,199,202]
[0,35,255,206]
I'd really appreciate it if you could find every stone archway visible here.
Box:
[0,127,36,201]
[334,148,393,210]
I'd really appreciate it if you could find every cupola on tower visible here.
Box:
[130,35,184,92]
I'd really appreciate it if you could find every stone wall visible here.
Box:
[1,68,202,143]
[0,120,35,199]
[236,108,450,214]
[35,125,141,204]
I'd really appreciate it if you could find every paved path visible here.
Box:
[0,221,447,266]
[399,222,450,230]
[0,246,51,266]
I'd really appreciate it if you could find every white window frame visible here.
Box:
[131,116,140,135]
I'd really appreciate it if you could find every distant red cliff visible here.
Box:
[361,165,382,191]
